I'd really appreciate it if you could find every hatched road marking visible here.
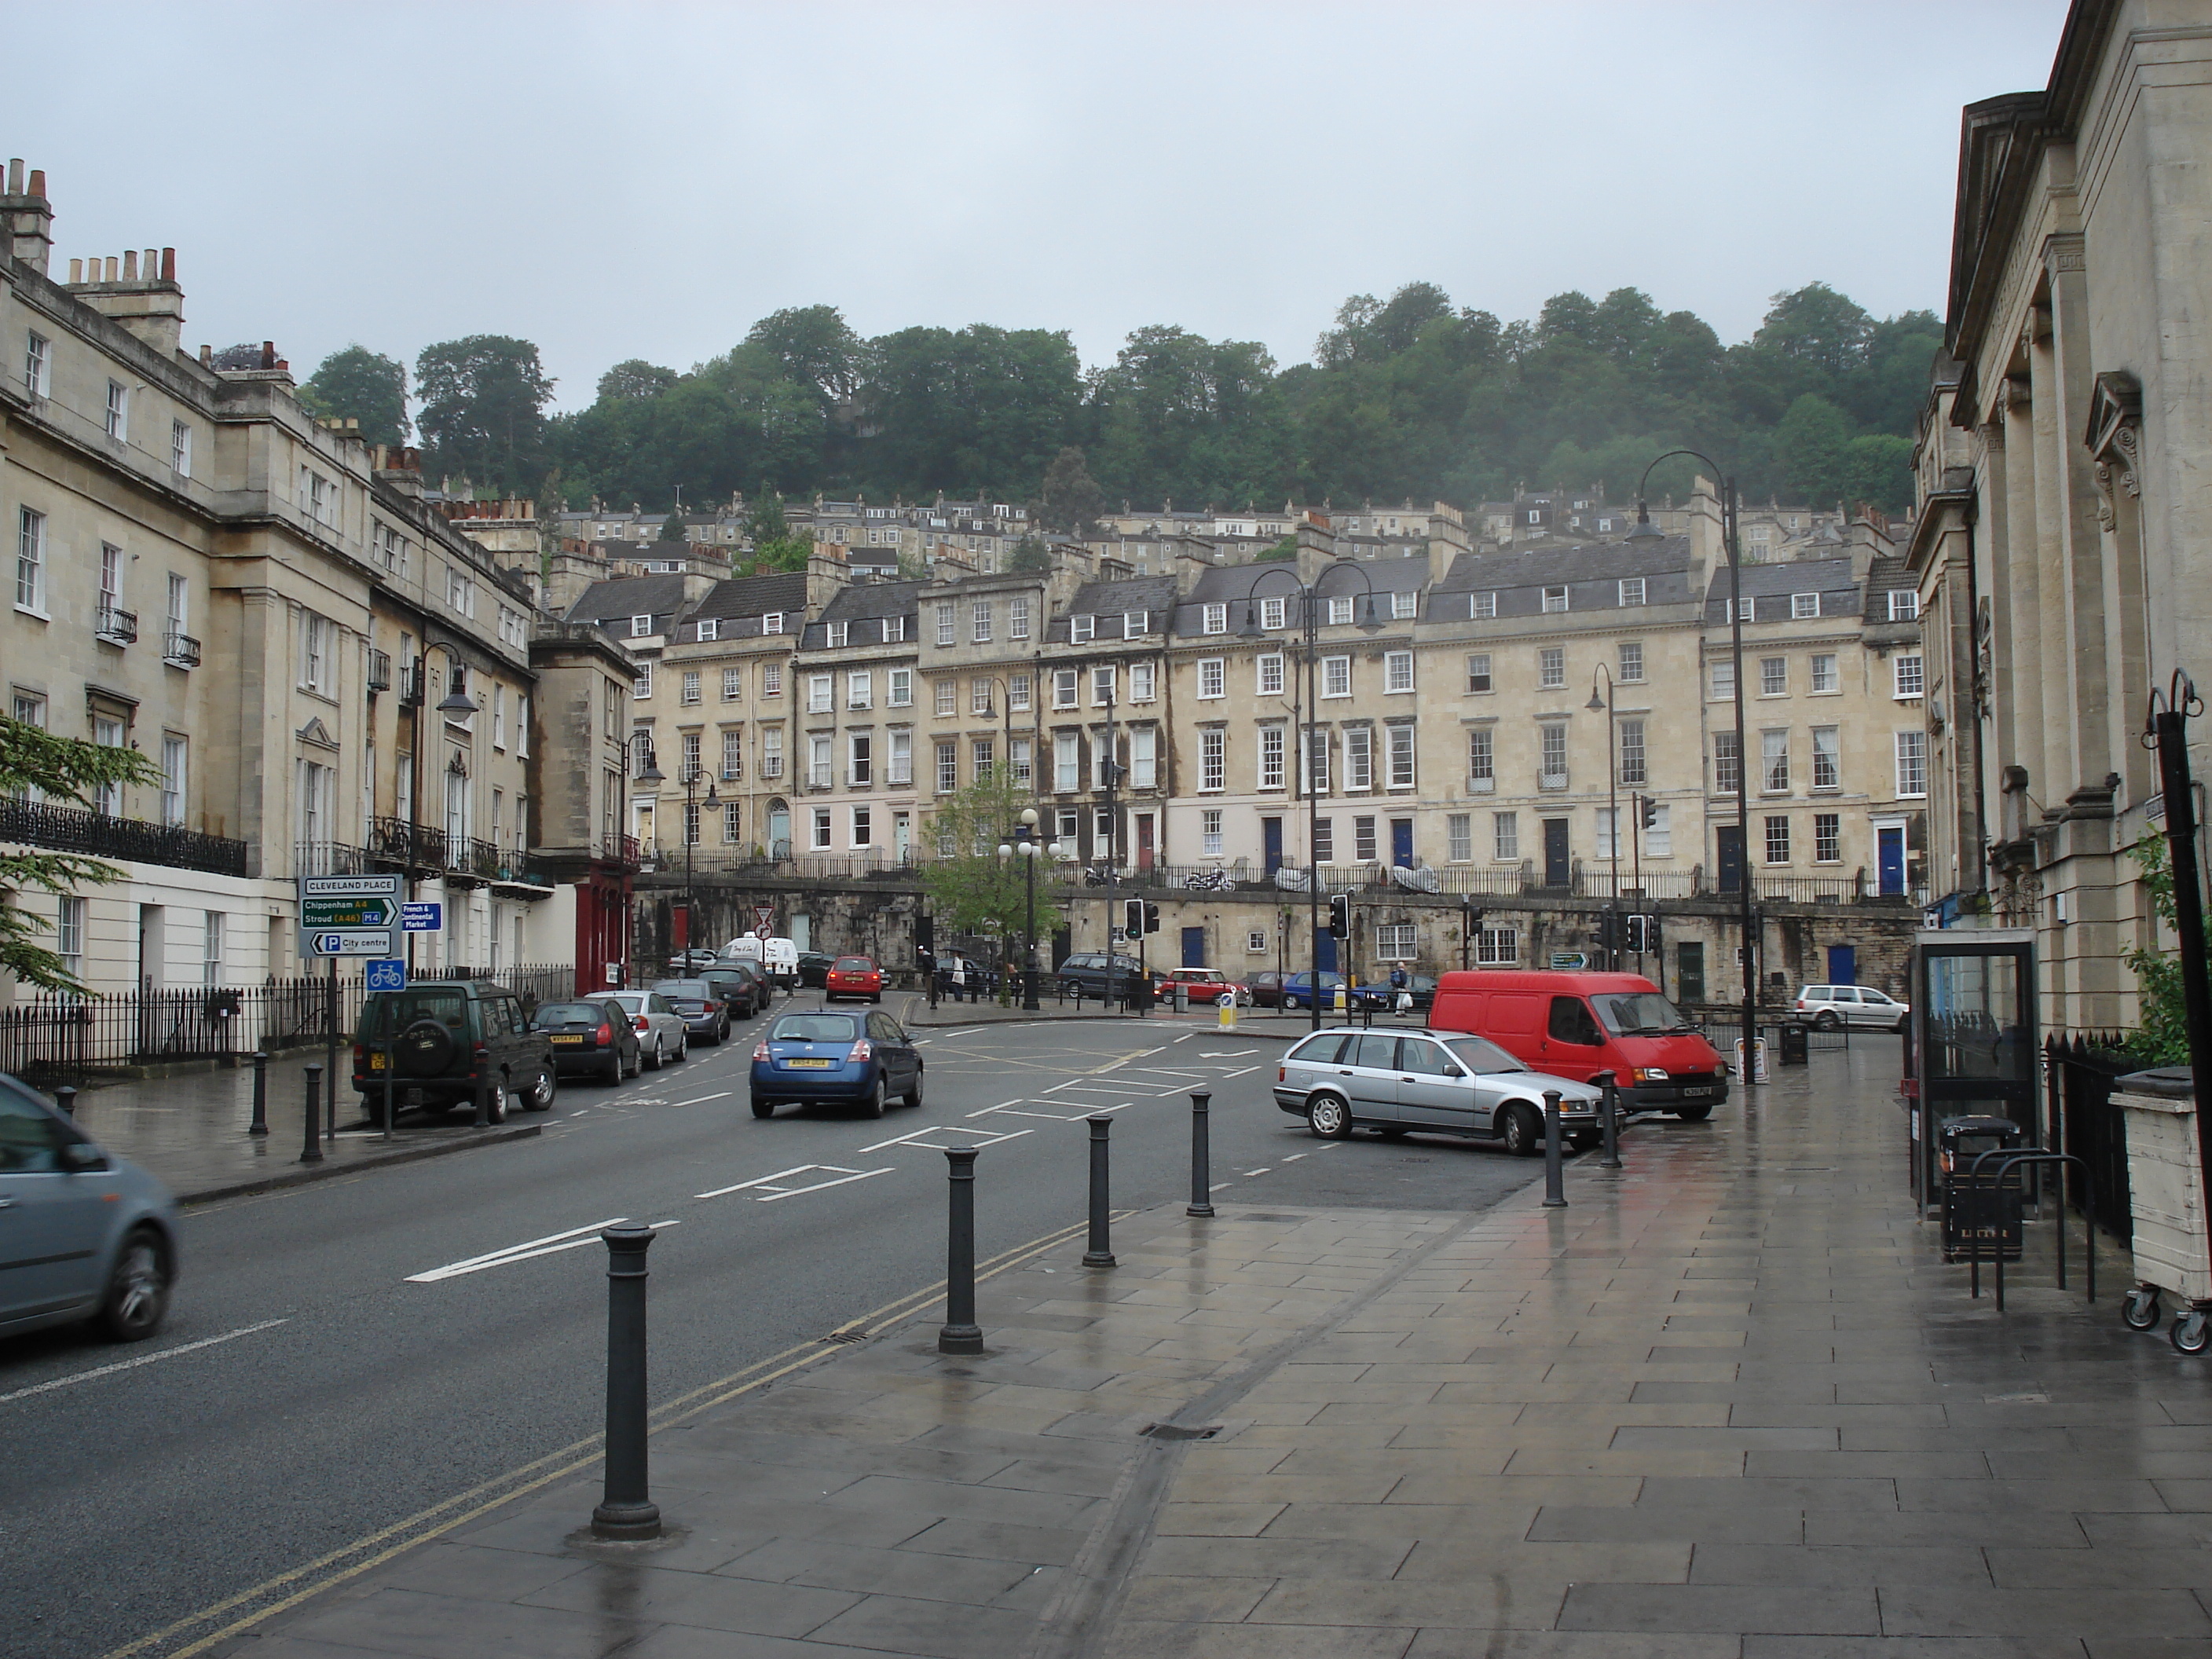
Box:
[406,1219,679,1284]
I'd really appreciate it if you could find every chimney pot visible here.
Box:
[104,256,118,281]
[161,247,175,281]
[5,159,20,193]
[68,258,82,283]
[199,344,212,365]
[26,169,43,197]
[143,248,156,279]
[261,341,275,369]
[123,250,138,281]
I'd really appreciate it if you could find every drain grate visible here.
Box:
[1139,1422,1221,1441]
[1235,1213,1307,1223]
[819,1328,870,1346]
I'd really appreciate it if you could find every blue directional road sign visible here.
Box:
[366,958,408,992]
[401,902,443,932]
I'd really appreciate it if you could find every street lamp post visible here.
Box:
[998,806,1044,1012]
[681,762,718,966]
[404,645,482,975]
[1239,562,1386,1031]
[1587,664,1618,969]
[1628,452,1755,1075]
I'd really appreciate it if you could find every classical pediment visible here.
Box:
[295,716,339,750]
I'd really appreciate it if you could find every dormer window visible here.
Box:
[697,618,719,641]
[1791,593,1819,619]
[629,614,652,637]
[1122,610,1146,639]
[1888,590,1919,621]
[763,611,784,634]
[1071,614,1096,643]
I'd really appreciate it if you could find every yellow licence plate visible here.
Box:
[784,1057,833,1068]
[551,1035,584,1046]
[368,1053,387,1070]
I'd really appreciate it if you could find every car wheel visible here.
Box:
[1379,1126,1409,1140]
[1814,1010,1841,1031]
[96,1227,171,1342]
[676,1033,689,1061]
[602,1053,622,1083]
[861,1076,886,1119]
[1306,1093,1351,1140]
[1500,1104,1540,1157]
[903,1066,925,1108]
[484,1084,508,1125]
[870,994,881,1005]
[751,1095,775,1119]
[645,1037,664,1071]
[525,1068,556,1111]
[1895,1016,1910,1034]
[1674,1105,1713,1122]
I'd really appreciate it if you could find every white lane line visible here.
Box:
[1283,1152,1309,1162]
[1174,1034,1195,1043]
[1242,1167,1271,1176]
[856,1124,1031,1154]
[1209,1181,1233,1192]
[1223,1067,1259,1079]
[671,1091,733,1107]
[697,1164,845,1199]
[1199,1049,1257,1057]
[407,1218,676,1284]
[756,1168,894,1203]
[0,1319,290,1405]
[409,1218,623,1277]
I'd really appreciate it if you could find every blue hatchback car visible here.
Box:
[750,1009,924,1119]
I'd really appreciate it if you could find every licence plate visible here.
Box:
[368,1053,386,1071]
[551,1035,584,1046]
[1683,1086,1712,1097]
[784,1057,833,1068]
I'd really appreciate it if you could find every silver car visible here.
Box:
[0,1073,179,1341]
[1272,1027,1603,1155]
[605,991,690,1071]
[1794,984,1911,1032]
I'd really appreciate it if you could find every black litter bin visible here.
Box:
[1939,1115,2024,1263]
[1778,1021,1810,1066]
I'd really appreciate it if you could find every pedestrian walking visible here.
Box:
[950,954,970,1003]
[1390,963,1412,1016]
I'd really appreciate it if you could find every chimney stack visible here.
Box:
[71,234,189,357]
[2,158,53,275]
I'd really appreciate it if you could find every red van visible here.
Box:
[1426,970,1727,1119]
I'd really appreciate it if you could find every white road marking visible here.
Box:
[1200,1049,1257,1057]
[671,1091,732,1107]
[697,1164,839,1199]
[1174,1034,1195,1043]
[406,1217,677,1284]
[1242,1168,1271,1176]
[0,1320,290,1405]
[1283,1152,1309,1162]
[756,1168,893,1203]
[1210,1181,1233,1192]
[858,1125,1034,1155]
[1222,1067,1259,1079]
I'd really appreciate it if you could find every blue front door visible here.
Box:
[1827,944,1857,986]
[1877,826,1906,895]
[1313,930,1338,973]
[1391,819,1414,868]
[1181,925,1206,968]
[1263,817,1284,873]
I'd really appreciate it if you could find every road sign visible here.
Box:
[365,958,408,991]
[300,875,401,898]
[1550,951,1589,970]
[309,929,398,958]
[754,906,775,928]
[401,902,443,932]
[302,895,395,929]
[754,925,772,940]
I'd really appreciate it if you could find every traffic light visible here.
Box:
[1125,898,1145,937]
[1598,910,1621,952]
[1328,893,1351,939]
[1142,900,1160,936]
[1625,914,1660,953]
[1639,797,1661,830]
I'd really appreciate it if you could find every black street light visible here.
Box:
[680,760,719,967]
[998,805,1043,1011]
[1237,562,1386,1031]
[404,645,481,974]
[1587,663,1619,967]
[1629,452,1755,1076]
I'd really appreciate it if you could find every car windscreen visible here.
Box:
[831,958,873,972]
[606,994,646,1013]
[651,980,711,997]
[769,1014,859,1042]
[361,987,467,1038]
[1593,991,1694,1036]
[1444,1035,1525,1073]
[535,1002,607,1025]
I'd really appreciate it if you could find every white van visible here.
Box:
[722,936,800,989]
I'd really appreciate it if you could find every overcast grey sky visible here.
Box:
[12,2,2069,410]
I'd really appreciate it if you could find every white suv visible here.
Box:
[1794,984,1910,1032]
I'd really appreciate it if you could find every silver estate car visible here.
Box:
[1,1073,179,1341]
[1793,984,1912,1032]
[1273,1027,1604,1155]
[605,991,690,1071]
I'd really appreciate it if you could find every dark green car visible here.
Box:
[352,980,557,1121]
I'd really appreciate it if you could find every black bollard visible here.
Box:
[248,1050,269,1136]
[54,1085,77,1119]
[590,1221,661,1540]
[1083,1114,1117,1268]
[1188,1090,1215,1218]
[299,1064,325,1164]
[939,1147,983,1355]
[1597,1070,1623,1170]
[1540,1087,1566,1208]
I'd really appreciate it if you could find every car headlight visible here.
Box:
[1632,1067,1669,1082]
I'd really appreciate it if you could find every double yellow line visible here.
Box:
[104,1216,1098,1659]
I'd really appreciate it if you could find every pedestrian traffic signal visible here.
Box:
[1328,893,1351,938]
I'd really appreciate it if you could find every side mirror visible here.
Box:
[60,1141,108,1173]
[1442,1065,1465,1079]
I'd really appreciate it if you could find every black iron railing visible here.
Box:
[0,797,251,877]
[96,606,137,644]
[2046,1033,2140,1242]
[162,632,200,667]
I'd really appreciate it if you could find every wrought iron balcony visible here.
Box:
[368,814,446,870]
[96,606,138,646]
[1,797,249,877]
[162,632,200,668]
[295,840,372,877]
[367,648,392,693]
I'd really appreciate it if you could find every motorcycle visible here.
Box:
[1185,867,1234,892]
[1081,864,1115,888]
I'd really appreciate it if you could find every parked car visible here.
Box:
[1795,983,1911,1032]
[750,1008,924,1118]
[823,955,885,1003]
[352,980,558,1121]
[1271,1027,1603,1154]
[1428,971,1726,1119]
[605,991,690,1070]
[1356,974,1437,1015]
[1056,952,1145,999]
[1246,970,1289,1008]
[0,1072,179,1341]
[698,964,764,1019]
[531,998,643,1082]
[797,951,837,988]
[668,948,722,975]
[1280,972,1386,1012]
[1155,968,1250,1007]
[723,936,801,988]
[650,979,733,1044]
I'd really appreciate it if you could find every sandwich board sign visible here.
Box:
[298,874,401,959]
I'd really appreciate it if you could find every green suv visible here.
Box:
[352,980,558,1122]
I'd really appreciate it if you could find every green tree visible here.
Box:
[919,774,1037,976]
[298,346,409,447]
[1008,534,1051,573]
[1257,534,1297,561]
[0,719,159,991]
[658,510,687,542]
[1773,394,1854,503]
[739,490,813,573]
[2123,833,2209,1065]
[415,335,555,494]
[1840,433,1917,514]
[598,359,677,401]
[1038,446,1104,532]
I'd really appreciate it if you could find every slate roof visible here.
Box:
[1860,555,1920,624]
[673,573,809,642]
[565,573,692,634]
[1700,555,1863,621]
[1430,537,1696,621]
[1161,556,1434,636]
[800,580,924,649]
[1049,575,1181,643]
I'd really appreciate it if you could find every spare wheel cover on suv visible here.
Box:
[394,1016,460,1077]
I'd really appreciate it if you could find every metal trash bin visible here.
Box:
[1778,1021,1810,1066]
[2113,1068,2212,1347]
[1940,1115,2023,1264]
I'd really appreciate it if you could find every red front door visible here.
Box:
[1136,813,1155,870]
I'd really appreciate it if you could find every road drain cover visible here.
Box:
[1140,1423,1221,1441]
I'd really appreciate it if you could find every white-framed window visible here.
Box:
[1815,811,1841,863]
[1260,595,1287,630]
[1197,658,1225,700]
[1894,654,1925,698]
[811,807,833,850]
[1203,808,1225,857]
[1054,733,1079,792]
[883,615,906,643]
[1011,672,1033,711]
[1476,925,1518,965]
[1618,577,1646,607]
[1447,814,1473,862]
[203,910,225,987]
[1258,654,1285,696]
[724,800,743,841]
[445,569,474,617]
[1130,661,1155,702]
[1812,726,1840,789]
[1259,725,1285,789]
[1472,591,1497,619]
[936,602,955,646]
[1010,735,1032,786]
[1540,722,1570,788]
[1199,730,1225,793]
[301,612,335,694]
[1493,811,1519,860]
[170,419,192,477]
[1354,816,1377,861]
[826,621,850,648]
[723,668,743,702]
[696,617,720,643]
[1760,657,1787,695]
[1202,602,1227,635]
[634,661,654,701]
[1071,613,1096,643]
[1123,610,1147,639]
[1763,729,1789,792]
[57,896,85,982]
[159,734,187,826]
[721,727,745,779]
[299,466,336,527]
[1384,650,1413,693]
[1811,653,1839,693]
[629,614,653,638]
[372,520,404,573]
[1713,731,1740,793]
[97,541,125,635]
[936,679,958,716]
[1390,590,1418,621]
[499,605,527,648]
[1792,592,1820,619]
[888,668,912,707]
[1312,654,1348,698]
[851,731,874,785]
[1053,668,1079,709]
[680,670,701,707]
[1247,928,1268,954]
[1619,719,1646,786]
[1764,815,1791,864]
[1327,595,1353,626]
[1467,727,1494,789]
[851,805,873,848]
[1539,647,1564,689]
[1619,642,1643,683]
[1542,585,1569,613]
[1091,665,1115,707]
[1387,723,1415,788]
[761,727,784,778]
[105,379,129,440]
[848,670,873,709]
[1466,654,1492,694]
[1710,658,1735,699]
[969,678,993,716]
[1896,731,1928,797]
[808,734,833,788]
[1131,727,1157,789]
[972,599,993,643]
[1889,590,1919,621]
[808,673,833,713]
[761,663,782,698]
[1324,724,1363,792]
[764,611,785,635]
[1596,808,1620,860]
[165,571,188,640]
[1376,923,1417,961]
[886,728,913,786]
[22,331,50,397]
[1010,595,1031,640]
[492,683,510,746]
